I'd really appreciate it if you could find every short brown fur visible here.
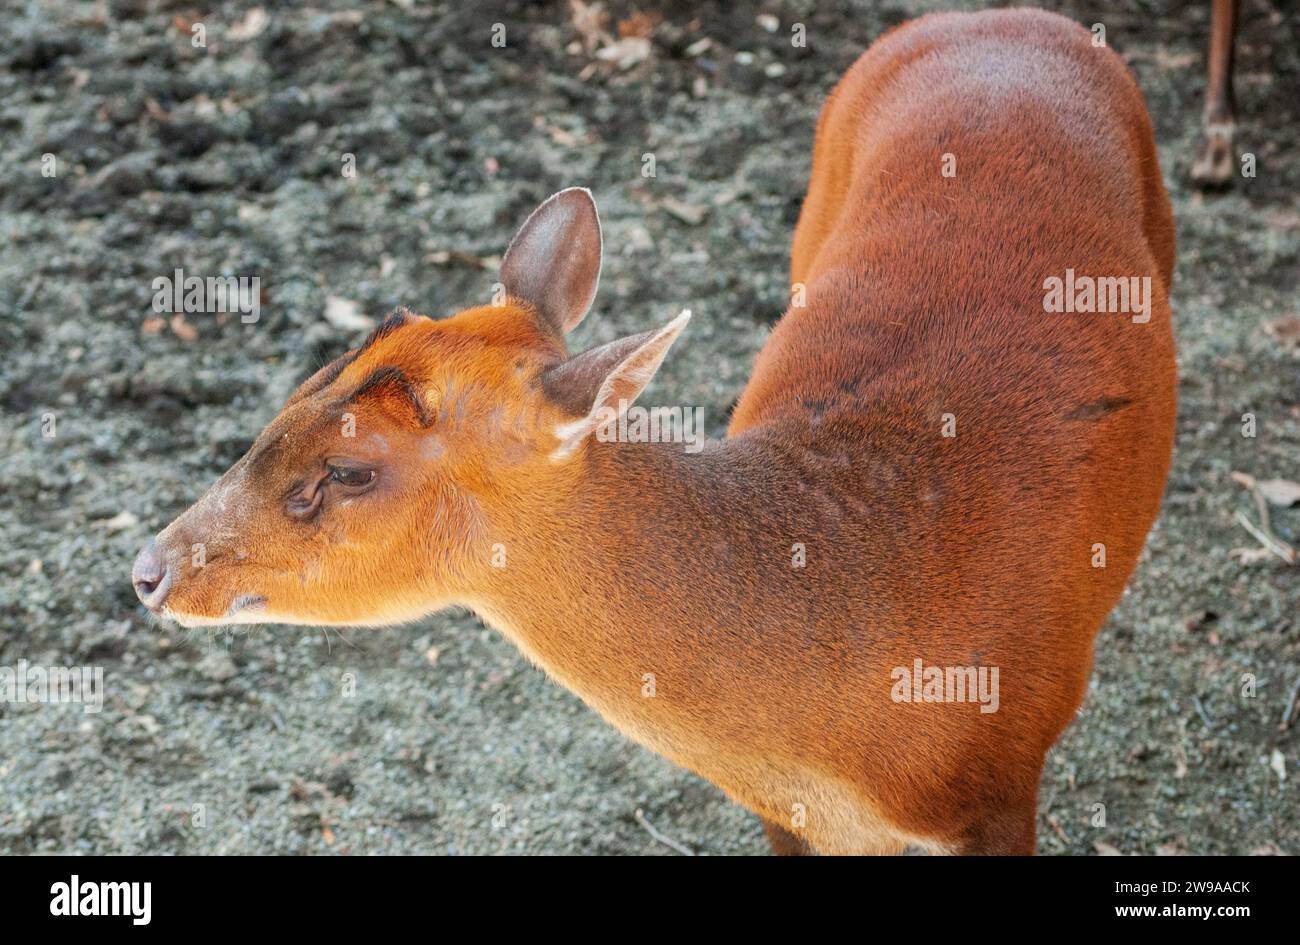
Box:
[137,10,1176,855]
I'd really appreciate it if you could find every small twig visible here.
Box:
[1253,485,1272,535]
[634,808,695,856]
[1046,813,1072,845]
[1281,677,1300,733]
[1230,471,1275,533]
[1233,510,1298,565]
[1228,546,1273,565]
[1193,695,1216,731]
[1230,473,1296,564]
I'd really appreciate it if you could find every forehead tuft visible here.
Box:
[360,307,416,351]
[301,303,561,414]
[338,308,444,385]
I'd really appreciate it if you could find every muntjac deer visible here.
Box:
[134,9,1176,855]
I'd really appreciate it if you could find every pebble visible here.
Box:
[196,651,239,682]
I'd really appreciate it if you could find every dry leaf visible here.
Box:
[94,510,140,531]
[424,250,498,270]
[323,296,375,332]
[617,12,659,40]
[171,13,199,36]
[1229,546,1273,564]
[569,0,611,54]
[1094,841,1124,856]
[533,117,583,147]
[145,98,173,124]
[170,312,198,341]
[1269,749,1286,781]
[229,7,269,42]
[1262,315,1300,354]
[1256,478,1300,507]
[1153,46,1197,70]
[595,36,652,70]
[661,196,708,226]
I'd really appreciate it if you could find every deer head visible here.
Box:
[132,188,689,627]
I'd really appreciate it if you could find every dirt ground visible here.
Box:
[1,0,1296,855]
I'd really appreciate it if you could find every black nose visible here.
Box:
[132,539,174,611]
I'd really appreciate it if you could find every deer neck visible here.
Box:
[463,433,800,714]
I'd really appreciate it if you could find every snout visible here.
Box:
[131,539,174,612]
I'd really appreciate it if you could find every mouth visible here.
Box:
[163,593,268,628]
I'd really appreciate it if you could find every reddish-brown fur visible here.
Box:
[135,9,1176,854]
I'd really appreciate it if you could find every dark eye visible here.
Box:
[327,465,376,488]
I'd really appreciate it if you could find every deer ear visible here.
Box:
[542,309,690,459]
[499,187,602,336]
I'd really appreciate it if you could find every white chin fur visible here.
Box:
[164,600,443,629]
[165,607,278,628]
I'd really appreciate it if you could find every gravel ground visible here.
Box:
[0,0,1296,855]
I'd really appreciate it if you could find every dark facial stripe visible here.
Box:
[286,309,414,408]
[316,350,360,388]
[286,349,360,409]
[343,365,432,426]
